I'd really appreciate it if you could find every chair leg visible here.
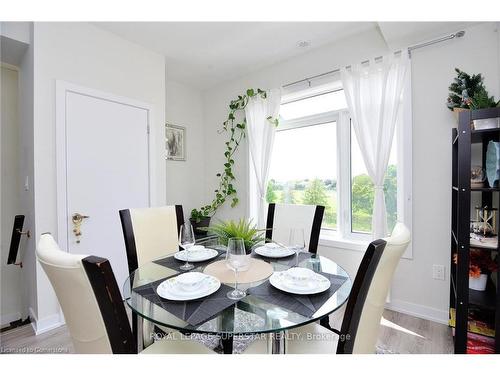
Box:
[132,312,138,346]
[221,336,233,354]
[320,316,332,330]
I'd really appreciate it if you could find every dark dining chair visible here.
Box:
[36,233,213,354]
[265,203,325,254]
[245,223,411,354]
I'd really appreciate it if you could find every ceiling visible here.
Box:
[93,21,477,89]
[94,22,377,89]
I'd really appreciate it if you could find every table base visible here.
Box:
[268,332,286,354]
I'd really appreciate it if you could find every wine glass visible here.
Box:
[289,228,306,267]
[179,223,195,271]
[226,237,247,300]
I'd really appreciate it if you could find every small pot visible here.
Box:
[452,107,469,127]
[469,274,488,291]
[190,216,211,237]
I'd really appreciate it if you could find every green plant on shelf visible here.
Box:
[469,87,499,110]
[447,68,499,111]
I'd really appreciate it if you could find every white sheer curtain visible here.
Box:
[245,89,281,228]
[341,54,409,239]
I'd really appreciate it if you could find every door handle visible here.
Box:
[72,213,89,243]
[72,213,90,223]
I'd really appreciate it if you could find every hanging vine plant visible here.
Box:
[190,88,279,224]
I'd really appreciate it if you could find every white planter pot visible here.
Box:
[469,274,488,291]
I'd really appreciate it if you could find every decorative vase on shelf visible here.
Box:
[485,141,500,188]
[469,274,488,291]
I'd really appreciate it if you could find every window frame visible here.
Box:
[272,83,412,258]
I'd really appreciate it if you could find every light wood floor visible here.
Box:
[0,309,453,354]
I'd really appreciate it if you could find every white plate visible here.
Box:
[269,270,331,295]
[174,247,219,262]
[254,244,295,258]
[156,274,221,301]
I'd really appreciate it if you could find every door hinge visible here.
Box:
[146,124,150,134]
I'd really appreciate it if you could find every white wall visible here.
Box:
[389,22,499,322]
[31,22,167,332]
[202,28,389,221]
[165,79,206,219]
[0,64,23,325]
[202,23,500,324]
[18,23,36,325]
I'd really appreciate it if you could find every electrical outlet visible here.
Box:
[433,265,445,280]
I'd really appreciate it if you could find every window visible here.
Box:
[268,121,338,230]
[266,82,411,242]
[279,90,347,120]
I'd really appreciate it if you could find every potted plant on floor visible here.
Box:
[204,218,265,254]
[190,88,279,235]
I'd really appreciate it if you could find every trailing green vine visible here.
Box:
[190,88,279,222]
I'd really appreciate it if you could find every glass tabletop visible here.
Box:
[123,237,352,335]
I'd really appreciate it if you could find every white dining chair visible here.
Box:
[119,205,185,344]
[36,233,213,354]
[244,223,411,354]
[265,203,325,254]
[119,205,185,273]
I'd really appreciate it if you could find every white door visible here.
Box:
[57,82,151,291]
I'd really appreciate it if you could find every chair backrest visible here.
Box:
[337,223,411,354]
[119,205,184,274]
[36,233,135,354]
[265,203,324,253]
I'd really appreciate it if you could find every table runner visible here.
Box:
[246,272,348,318]
[153,248,226,273]
[132,275,236,326]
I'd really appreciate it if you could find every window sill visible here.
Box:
[319,232,368,252]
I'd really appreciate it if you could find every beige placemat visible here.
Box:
[203,258,273,284]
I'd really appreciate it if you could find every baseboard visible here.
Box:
[29,307,63,335]
[386,299,449,325]
[0,312,22,327]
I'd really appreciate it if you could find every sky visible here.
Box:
[268,92,397,182]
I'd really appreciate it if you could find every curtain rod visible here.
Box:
[282,30,466,89]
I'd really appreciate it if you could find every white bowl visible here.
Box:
[175,272,207,292]
[285,267,315,285]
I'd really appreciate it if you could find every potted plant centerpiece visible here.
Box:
[454,250,498,291]
[205,218,265,255]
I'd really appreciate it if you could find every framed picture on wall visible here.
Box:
[165,124,186,161]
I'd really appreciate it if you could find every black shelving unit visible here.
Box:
[451,107,500,354]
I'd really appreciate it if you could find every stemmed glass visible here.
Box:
[289,228,306,267]
[179,223,195,271]
[226,237,247,300]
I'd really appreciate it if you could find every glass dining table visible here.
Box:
[122,236,352,354]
